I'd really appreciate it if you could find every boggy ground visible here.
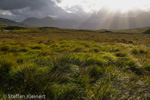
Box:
[0,26,150,99]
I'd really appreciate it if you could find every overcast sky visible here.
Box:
[0,0,150,22]
[0,0,70,21]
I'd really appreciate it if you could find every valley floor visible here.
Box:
[0,27,150,99]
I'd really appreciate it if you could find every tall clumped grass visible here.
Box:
[0,39,150,99]
[0,55,16,87]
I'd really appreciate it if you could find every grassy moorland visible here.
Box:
[0,26,150,99]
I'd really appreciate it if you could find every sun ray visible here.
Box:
[53,0,150,13]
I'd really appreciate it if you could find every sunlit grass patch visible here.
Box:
[115,52,127,57]
[131,47,148,55]
[0,34,150,100]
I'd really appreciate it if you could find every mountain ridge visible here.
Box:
[1,12,150,30]
[0,17,28,27]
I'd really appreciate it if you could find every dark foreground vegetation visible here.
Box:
[0,26,150,99]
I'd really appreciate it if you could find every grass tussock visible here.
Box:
[0,27,150,99]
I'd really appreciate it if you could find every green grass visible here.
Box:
[0,27,150,99]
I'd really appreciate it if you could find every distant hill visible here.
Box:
[0,17,28,27]
[22,17,56,27]
[22,12,150,30]
[143,28,150,34]
[22,16,101,29]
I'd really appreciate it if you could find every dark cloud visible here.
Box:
[0,0,70,21]
[0,0,50,10]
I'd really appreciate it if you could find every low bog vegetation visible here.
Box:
[0,27,150,99]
